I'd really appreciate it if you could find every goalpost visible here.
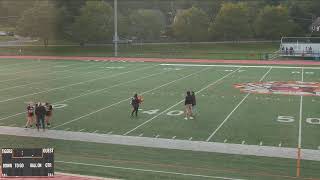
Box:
[280,37,320,60]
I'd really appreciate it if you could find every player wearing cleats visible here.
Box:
[45,102,53,127]
[131,93,141,117]
[25,103,35,128]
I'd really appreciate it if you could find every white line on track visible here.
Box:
[79,129,85,132]
[298,68,304,149]
[52,67,211,129]
[160,63,320,70]
[0,65,155,103]
[172,136,176,139]
[123,68,240,136]
[56,160,246,180]
[206,67,272,142]
[241,141,245,145]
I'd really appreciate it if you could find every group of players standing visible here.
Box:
[130,91,196,120]
[26,102,53,131]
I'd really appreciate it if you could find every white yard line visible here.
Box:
[298,68,304,149]
[0,65,155,103]
[206,67,272,142]
[0,67,164,122]
[0,63,101,83]
[52,67,211,129]
[160,63,320,70]
[0,64,115,92]
[56,160,246,180]
[123,68,240,135]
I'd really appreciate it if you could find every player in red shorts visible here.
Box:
[45,102,53,127]
[25,103,35,128]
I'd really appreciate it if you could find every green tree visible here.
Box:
[71,1,113,44]
[209,2,252,41]
[129,9,165,40]
[16,0,63,46]
[172,6,209,41]
[254,5,298,39]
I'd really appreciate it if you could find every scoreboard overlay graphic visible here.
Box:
[1,148,54,177]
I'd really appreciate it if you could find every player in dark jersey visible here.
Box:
[35,103,47,131]
[45,102,53,127]
[184,91,193,120]
[131,93,141,117]
[25,103,35,128]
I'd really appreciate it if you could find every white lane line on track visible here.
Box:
[123,68,240,136]
[0,65,155,103]
[52,67,211,129]
[206,67,272,142]
[56,160,246,180]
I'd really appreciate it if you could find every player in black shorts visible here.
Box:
[35,103,47,131]
[25,103,35,128]
[45,102,53,127]
[184,91,193,120]
[131,94,141,117]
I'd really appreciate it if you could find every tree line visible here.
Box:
[0,0,319,45]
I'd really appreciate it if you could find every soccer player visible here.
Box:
[184,91,193,120]
[35,103,47,131]
[191,91,197,116]
[45,102,53,127]
[25,103,35,128]
[131,93,141,117]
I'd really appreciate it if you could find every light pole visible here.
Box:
[114,0,118,57]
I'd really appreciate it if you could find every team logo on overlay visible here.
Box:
[234,81,320,96]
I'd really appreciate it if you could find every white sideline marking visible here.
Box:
[0,65,160,121]
[155,135,160,138]
[1,126,320,161]
[0,65,155,103]
[172,136,176,139]
[79,129,85,132]
[56,160,246,180]
[53,67,211,129]
[224,139,227,143]
[189,137,193,141]
[206,67,272,142]
[298,68,304,149]
[259,141,263,146]
[64,128,70,131]
[241,141,245,145]
[160,63,320,69]
[92,130,99,133]
[305,72,314,74]
[107,131,113,135]
[139,133,143,137]
[123,68,240,136]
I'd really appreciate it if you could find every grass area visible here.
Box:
[0,42,279,60]
[0,59,319,179]
[0,135,319,180]
[0,35,16,42]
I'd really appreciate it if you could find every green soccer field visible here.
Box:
[0,58,320,179]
